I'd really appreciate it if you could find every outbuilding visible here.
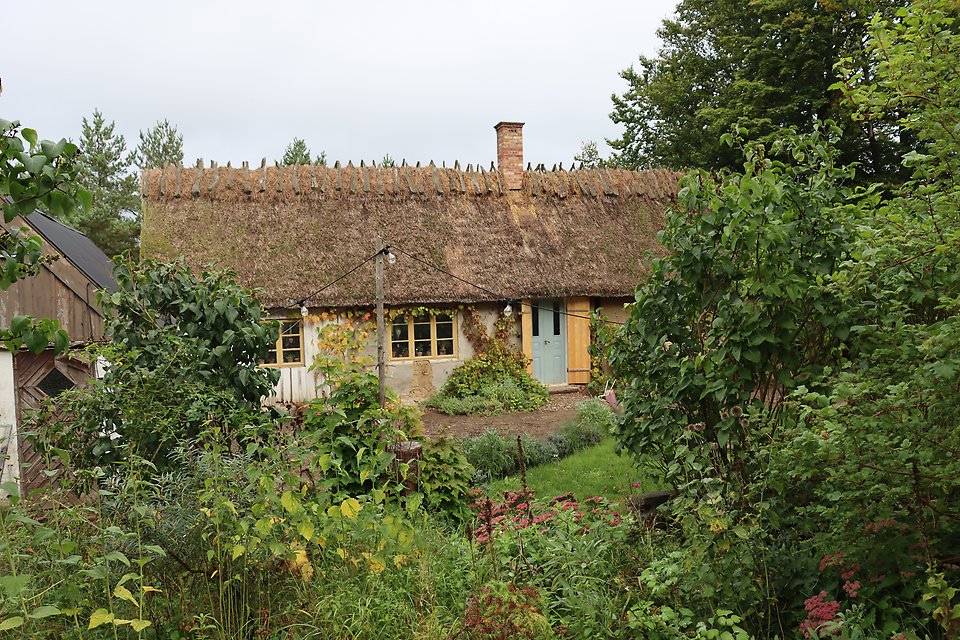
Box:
[0,212,115,493]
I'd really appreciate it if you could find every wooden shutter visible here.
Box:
[565,297,591,385]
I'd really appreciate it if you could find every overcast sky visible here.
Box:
[5,1,676,169]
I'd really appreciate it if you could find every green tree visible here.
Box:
[573,140,605,168]
[608,0,909,181]
[607,0,960,633]
[1,118,88,353]
[281,137,326,166]
[34,258,281,471]
[774,0,960,625]
[74,110,140,258]
[132,118,183,171]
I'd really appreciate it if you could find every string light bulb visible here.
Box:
[386,250,397,266]
[503,302,513,317]
[300,303,309,317]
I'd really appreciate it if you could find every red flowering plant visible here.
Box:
[468,489,629,584]
[469,491,624,546]
[467,489,634,637]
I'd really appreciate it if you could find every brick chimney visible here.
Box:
[495,121,524,191]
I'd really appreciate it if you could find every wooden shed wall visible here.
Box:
[0,252,106,343]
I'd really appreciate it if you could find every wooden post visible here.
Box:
[375,235,386,409]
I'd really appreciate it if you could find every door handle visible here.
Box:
[543,340,550,345]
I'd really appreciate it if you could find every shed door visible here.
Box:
[530,299,567,385]
[14,350,92,494]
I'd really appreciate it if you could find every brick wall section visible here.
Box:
[495,121,524,191]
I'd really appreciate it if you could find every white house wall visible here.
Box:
[265,305,521,405]
[263,316,325,405]
[0,350,19,491]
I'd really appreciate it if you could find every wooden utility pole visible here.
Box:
[375,235,386,409]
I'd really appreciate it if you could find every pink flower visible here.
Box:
[840,564,859,581]
[800,592,841,638]
[843,580,861,598]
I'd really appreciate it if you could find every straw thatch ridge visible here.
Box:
[141,165,681,309]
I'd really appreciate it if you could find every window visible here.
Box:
[390,312,456,360]
[264,319,304,366]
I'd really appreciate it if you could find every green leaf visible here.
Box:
[280,490,299,513]
[298,519,315,542]
[21,128,38,147]
[0,616,24,631]
[0,574,31,598]
[10,316,30,334]
[40,139,66,160]
[105,551,131,567]
[28,605,61,619]
[113,584,139,607]
[88,608,114,629]
[80,566,108,580]
[130,619,152,632]
[340,497,362,520]
[21,154,46,175]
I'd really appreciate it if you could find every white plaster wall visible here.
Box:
[264,305,523,405]
[0,350,19,491]
[264,315,324,405]
[381,303,520,401]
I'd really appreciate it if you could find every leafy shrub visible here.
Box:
[461,581,555,640]
[546,432,572,459]
[430,393,501,416]
[556,399,613,452]
[517,434,557,469]
[469,491,631,638]
[428,338,548,416]
[463,430,517,481]
[418,438,476,522]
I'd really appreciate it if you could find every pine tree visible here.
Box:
[281,138,326,166]
[573,141,605,168]
[133,119,184,171]
[74,110,140,258]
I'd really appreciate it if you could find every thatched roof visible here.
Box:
[140,163,680,309]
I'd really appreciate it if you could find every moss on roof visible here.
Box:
[141,164,680,308]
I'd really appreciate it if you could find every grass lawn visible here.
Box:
[485,438,662,503]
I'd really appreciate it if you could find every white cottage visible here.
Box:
[140,123,679,403]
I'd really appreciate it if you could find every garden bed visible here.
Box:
[421,390,584,439]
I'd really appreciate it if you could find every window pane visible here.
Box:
[414,322,431,341]
[553,301,561,336]
[392,341,409,358]
[413,314,430,325]
[437,339,454,356]
[392,321,409,342]
[265,349,278,364]
[282,320,300,336]
[282,334,301,350]
[414,340,432,357]
[532,305,539,337]
[436,320,453,340]
[283,350,301,364]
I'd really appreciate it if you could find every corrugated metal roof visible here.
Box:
[26,212,117,292]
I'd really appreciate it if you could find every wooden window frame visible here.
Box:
[389,312,458,361]
[262,318,305,368]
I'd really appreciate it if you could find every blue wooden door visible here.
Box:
[530,299,566,385]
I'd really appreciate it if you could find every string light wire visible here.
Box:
[290,248,384,309]
[287,241,627,327]
[387,242,625,326]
